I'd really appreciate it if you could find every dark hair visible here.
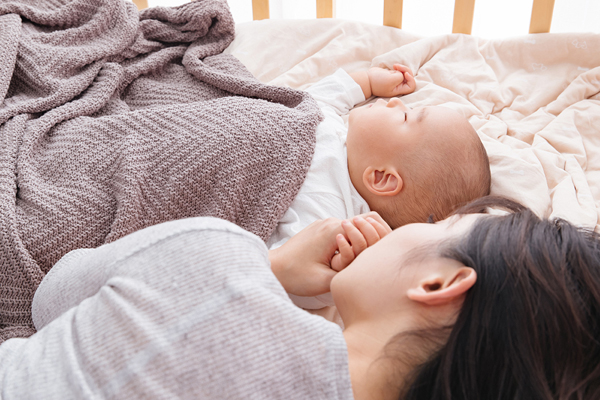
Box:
[401,196,600,400]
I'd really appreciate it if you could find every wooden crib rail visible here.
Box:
[529,0,555,33]
[383,0,402,30]
[133,0,148,9]
[131,0,556,34]
[452,0,475,34]
[252,0,269,20]
[317,0,336,18]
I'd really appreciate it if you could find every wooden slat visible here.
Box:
[529,0,555,33]
[317,0,336,18]
[252,0,270,20]
[383,0,403,29]
[132,0,148,10]
[452,0,475,34]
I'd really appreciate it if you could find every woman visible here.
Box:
[400,197,600,400]
[283,196,600,399]
[0,197,598,399]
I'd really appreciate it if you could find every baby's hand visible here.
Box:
[330,211,392,272]
[368,64,416,97]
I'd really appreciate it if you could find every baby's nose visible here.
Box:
[386,97,407,110]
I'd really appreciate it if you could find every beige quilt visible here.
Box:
[225,19,600,230]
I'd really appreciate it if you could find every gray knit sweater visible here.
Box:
[0,0,321,342]
[0,217,354,400]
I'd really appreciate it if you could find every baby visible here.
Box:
[267,65,491,309]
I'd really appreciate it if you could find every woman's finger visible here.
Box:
[331,233,355,271]
[310,266,338,295]
[352,216,381,247]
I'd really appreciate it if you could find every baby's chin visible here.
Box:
[347,108,357,123]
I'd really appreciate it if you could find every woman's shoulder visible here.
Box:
[27,217,353,399]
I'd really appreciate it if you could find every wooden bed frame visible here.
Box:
[132,0,556,35]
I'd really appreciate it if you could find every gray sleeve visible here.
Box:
[32,218,226,330]
[0,217,353,400]
[32,247,115,329]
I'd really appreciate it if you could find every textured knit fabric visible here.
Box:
[0,0,321,343]
[267,68,370,309]
[0,217,353,400]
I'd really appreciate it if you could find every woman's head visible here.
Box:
[333,196,600,400]
[402,196,600,400]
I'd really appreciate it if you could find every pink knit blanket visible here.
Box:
[0,0,321,342]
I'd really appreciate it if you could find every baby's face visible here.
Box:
[346,98,467,176]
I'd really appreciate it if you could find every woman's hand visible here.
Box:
[269,212,392,297]
[269,218,341,297]
[368,64,416,97]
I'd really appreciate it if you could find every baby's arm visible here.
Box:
[304,69,366,116]
[350,64,416,99]
[269,212,391,297]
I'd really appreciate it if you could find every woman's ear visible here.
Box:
[362,166,403,197]
[406,266,477,306]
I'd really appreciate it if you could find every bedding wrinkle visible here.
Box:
[0,0,322,343]
[231,19,600,231]
[225,18,600,304]
[369,31,600,230]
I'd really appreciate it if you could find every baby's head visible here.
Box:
[347,98,490,228]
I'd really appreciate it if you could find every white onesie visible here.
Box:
[267,69,370,309]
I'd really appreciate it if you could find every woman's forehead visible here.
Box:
[389,213,484,246]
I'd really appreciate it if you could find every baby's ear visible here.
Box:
[362,166,403,196]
